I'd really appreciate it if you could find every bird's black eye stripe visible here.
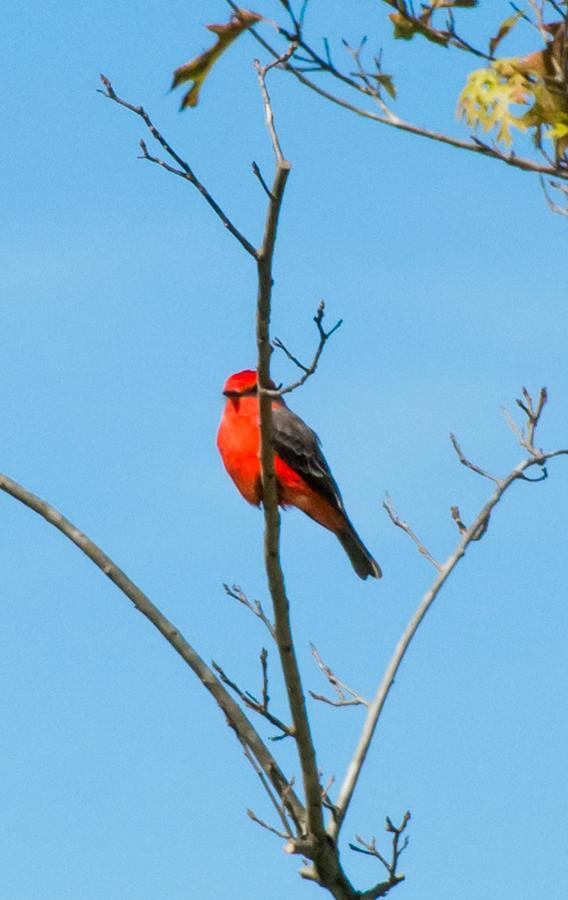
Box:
[224,385,258,397]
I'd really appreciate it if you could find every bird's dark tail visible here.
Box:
[337,523,382,580]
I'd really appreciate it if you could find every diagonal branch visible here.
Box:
[212,652,295,738]
[329,392,568,840]
[0,471,305,830]
[98,75,258,259]
[224,583,276,639]
[239,738,295,837]
[225,2,568,183]
[309,643,368,708]
[382,494,441,570]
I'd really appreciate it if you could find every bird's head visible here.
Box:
[222,370,258,397]
[222,370,278,397]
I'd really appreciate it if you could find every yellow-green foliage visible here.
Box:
[458,59,568,156]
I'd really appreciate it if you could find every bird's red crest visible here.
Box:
[222,370,258,395]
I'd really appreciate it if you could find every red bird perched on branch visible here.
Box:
[217,370,382,580]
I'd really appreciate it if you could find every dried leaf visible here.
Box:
[432,0,478,6]
[516,21,566,79]
[372,73,397,99]
[388,12,417,41]
[489,10,523,58]
[172,8,262,109]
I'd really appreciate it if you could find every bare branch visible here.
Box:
[382,494,441,570]
[254,43,298,163]
[252,160,274,199]
[309,643,368,708]
[247,806,291,840]
[450,432,501,483]
[351,811,410,900]
[0,471,305,829]
[224,2,568,182]
[517,385,548,453]
[254,49,357,898]
[212,654,295,738]
[270,300,343,397]
[98,75,258,259]
[239,739,295,837]
[329,391,568,840]
[254,43,324,837]
[224,583,276,639]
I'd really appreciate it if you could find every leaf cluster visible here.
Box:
[458,20,568,159]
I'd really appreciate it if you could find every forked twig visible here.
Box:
[224,583,276,639]
[349,812,410,900]
[382,494,441,570]
[271,300,343,396]
[309,643,368,708]
[99,75,258,259]
[212,652,294,739]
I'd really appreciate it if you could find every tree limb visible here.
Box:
[225,2,568,182]
[0,471,305,830]
[98,75,259,259]
[254,45,323,836]
[329,391,568,839]
[254,48,358,900]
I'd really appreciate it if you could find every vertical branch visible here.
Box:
[254,51,326,840]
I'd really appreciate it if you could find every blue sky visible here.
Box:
[2,2,567,898]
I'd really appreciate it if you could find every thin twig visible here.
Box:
[254,43,298,163]
[247,807,291,840]
[382,494,441,570]
[540,176,568,215]
[224,583,276,639]
[98,75,258,259]
[309,643,368,708]
[224,3,568,183]
[252,160,274,199]
[212,656,294,738]
[270,300,343,396]
[450,433,501,483]
[239,739,294,837]
[351,812,410,900]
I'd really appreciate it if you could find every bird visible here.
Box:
[216,369,381,580]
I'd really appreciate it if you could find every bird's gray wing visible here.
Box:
[271,404,345,513]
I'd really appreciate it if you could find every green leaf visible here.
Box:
[172,8,262,109]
